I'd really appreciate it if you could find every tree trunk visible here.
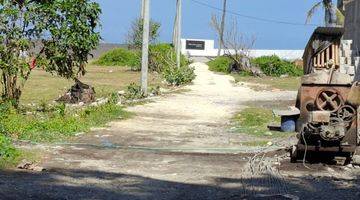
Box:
[1,71,21,108]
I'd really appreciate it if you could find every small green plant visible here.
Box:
[162,66,196,86]
[251,55,303,77]
[0,134,19,166]
[207,56,232,73]
[55,103,66,117]
[149,86,161,96]
[108,92,120,104]
[124,83,146,100]
[94,48,140,68]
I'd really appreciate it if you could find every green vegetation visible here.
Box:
[207,56,232,73]
[93,48,140,69]
[162,66,196,86]
[231,107,289,138]
[207,55,303,77]
[149,44,190,72]
[93,44,196,86]
[252,55,303,77]
[0,0,101,107]
[15,65,164,104]
[0,134,20,168]
[124,83,146,100]
[1,100,131,143]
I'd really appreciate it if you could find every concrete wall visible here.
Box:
[181,39,304,60]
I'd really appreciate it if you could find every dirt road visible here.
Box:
[0,63,359,200]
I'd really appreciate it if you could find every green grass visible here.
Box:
[233,75,301,91]
[19,65,164,104]
[231,107,291,138]
[2,102,132,142]
[0,134,19,168]
[0,149,38,169]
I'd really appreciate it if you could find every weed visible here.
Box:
[162,66,196,86]
[0,134,20,168]
[124,83,146,100]
[231,107,291,138]
[1,101,131,142]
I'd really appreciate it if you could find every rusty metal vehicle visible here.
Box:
[291,27,360,163]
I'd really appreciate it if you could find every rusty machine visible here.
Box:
[291,27,360,163]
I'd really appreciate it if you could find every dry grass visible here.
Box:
[19,65,164,104]
[233,75,301,91]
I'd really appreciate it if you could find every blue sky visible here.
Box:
[95,0,326,50]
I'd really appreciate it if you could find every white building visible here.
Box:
[181,39,304,60]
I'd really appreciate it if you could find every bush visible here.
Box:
[162,66,196,86]
[94,48,140,69]
[149,43,190,72]
[251,55,303,77]
[207,56,232,73]
[148,44,195,86]
[124,83,146,100]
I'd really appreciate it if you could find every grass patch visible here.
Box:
[2,103,132,142]
[231,107,290,138]
[233,75,301,91]
[0,148,38,169]
[19,65,164,104]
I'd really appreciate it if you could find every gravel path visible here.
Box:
[0,62,359,200]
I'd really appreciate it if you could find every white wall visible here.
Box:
[181,39,304,60]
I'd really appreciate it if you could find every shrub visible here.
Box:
[162,66,196,86]
[149,43,190,72]
[0,135,19,165]
[207,56,232,73]
[251,55,303,77]
[94,48,140,69]
[124,83,146,100]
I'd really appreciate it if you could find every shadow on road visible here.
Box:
[0,168,359,200]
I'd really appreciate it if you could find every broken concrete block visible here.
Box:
[352,155,360,166]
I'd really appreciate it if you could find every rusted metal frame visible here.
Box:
[296,144,356,153]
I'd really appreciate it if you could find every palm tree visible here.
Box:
[307,0,344,27]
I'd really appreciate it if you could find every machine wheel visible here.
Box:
[315,89,344,112]
[290,145,298,163]
[337,105,356,123]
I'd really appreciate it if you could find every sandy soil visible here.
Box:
[0,63,359,200]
